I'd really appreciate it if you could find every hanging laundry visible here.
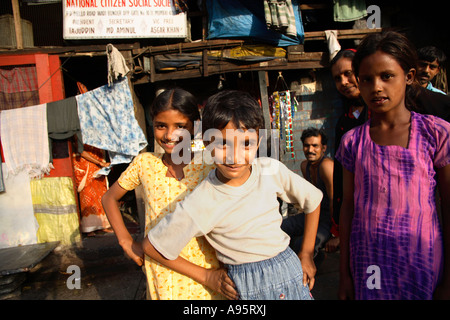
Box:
[0,151,4,193]
[0,65,40,110]
[264,0,297,38]
[47,96,84,156]
[77,81,88,94]
[106,44,130,87]
[0,166,38,249]
[30,176,81,245]
[325,30,342,61]
[73,145,111,234]
[1,104,53,179]
[75,77,147,174]
[333,0,367,22]
[0,114,4,192]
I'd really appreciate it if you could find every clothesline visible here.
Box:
[0,77,147,180]
[17,52,77,109]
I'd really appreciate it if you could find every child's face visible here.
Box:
[357,50,415,114]
[153,109,194,155]
[211,121,260,186]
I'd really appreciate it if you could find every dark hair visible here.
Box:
[417,46,447,65]
[150,88,200,124]
[301,127,327,146]
[201,90,265,133]
[330,49,356,67]
[352,31,420,110]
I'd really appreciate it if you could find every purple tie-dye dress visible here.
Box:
[336,112,450,300]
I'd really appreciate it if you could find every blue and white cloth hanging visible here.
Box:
[75,77,147,175]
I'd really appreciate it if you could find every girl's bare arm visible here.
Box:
[102,182,144,266]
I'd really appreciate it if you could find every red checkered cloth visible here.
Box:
[0,65,40,110]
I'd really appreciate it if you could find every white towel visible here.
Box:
[0,104,53,179]
[106,44,130,87]
[325,30,341,61]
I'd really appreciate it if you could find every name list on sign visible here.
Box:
[65,0,172,8]
[63,0,187,39]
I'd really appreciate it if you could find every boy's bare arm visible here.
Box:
[298,204,320,290]
[142,237,238,300]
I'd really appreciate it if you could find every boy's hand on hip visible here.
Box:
[298,252,316,290]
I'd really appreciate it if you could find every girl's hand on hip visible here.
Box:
[204,268,239,300]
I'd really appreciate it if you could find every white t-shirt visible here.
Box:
[148,157,323,265]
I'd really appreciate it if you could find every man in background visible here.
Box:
[281,128,335,259]
[416,46,447,94]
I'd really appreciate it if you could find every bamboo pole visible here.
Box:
[11,0,23,50]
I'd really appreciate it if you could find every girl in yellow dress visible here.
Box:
[102,88,224,300]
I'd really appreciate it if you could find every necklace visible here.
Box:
[162,156,183,181]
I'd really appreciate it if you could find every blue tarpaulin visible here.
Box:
[206,0,304,47]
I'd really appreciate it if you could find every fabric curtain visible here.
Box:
[0,65,40,110]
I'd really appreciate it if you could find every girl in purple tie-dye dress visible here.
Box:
[336,31,450,300]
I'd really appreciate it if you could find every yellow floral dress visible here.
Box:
[118,152,224,300]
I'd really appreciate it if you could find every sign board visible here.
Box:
[63,0,188,39]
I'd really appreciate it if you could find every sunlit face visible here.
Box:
[416,58,440,87]
[331,57,361,99]
[302,135,326,164]
[357,50,415,114]
[209,121,260,187]
[153,109,194,155]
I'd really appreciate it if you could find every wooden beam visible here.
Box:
[258,71,272,156]
[299,4,328,10]
[48,54,64,101]
[0,43,139,56]
[304,28,382,41]
[35,54,53,104]
[11,0,23,50]
[202,49,208,77]
[132,40,245,56]
[0,54,35,66]
[149,55,155,83]
[134,52,326,84]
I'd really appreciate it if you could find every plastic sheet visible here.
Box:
[30,177,81,245]
[206,0,304,47]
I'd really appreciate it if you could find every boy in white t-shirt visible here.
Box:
[142,90,322,300]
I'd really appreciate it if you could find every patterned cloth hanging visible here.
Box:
[264,0,297,38]
[75,77,148,174]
